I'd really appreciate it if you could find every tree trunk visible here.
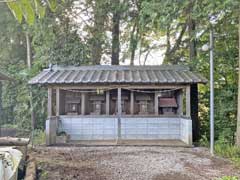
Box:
[236,11,240,146]
[0,137,29,146]
[188,17,197,61]
[111,0,120,65]
[91,1,107,65]
[188,0,197,61]
[0,82,2,137]
[130,22,137,65]
[26,32,36,131]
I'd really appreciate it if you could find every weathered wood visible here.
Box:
[56,88,60,116]
[47,88,53,117]
[59,89,65,115]
[177,90,183,115]
[154,92,159,115]
[106,91,110,115]
[186,86,191,117]
[24,155,37,180]
[130,91,134,115]
[81,93,86,115]
[0,137,29,146]
[117,88,121,139]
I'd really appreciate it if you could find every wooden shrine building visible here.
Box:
[29,65,207,145]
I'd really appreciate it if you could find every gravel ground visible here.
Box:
[31,146,240,180]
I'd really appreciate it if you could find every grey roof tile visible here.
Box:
[29,65,207,85]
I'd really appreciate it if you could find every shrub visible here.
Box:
[32,129,46,145]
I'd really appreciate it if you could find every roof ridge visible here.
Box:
[44,64,189,71]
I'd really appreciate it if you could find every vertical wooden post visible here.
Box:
[130,90,134,115]
[117,88,121,139]
[56,88,60,116]
[186,86,191,117]
[106,90,110,115]
[154,92,159,115]
[48,88,53,118]
[81,92,86,115]
[177,90,183,115]
[191,84,199,141]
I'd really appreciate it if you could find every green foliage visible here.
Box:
[32,129,46,145]
[7,0,64,25]
[215,142,240,167]
[199,134,210,147]
[218,176,239,180]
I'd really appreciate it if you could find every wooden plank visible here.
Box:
[154,92,159,115]
[81,93,86,115]
[106,90,110,115]
[177,90,183,115]
[186,85,191,117]
[59,89,65,115]
[56,88,60,116]
[130,91,134,115]
[117,88,121,139]
[47,88,53,117]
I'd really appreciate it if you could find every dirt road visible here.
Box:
[31,146,240,180]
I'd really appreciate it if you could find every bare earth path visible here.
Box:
[31,146,240,180]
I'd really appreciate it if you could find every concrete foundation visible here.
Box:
[49,116,193,145]
[46,117,58,145]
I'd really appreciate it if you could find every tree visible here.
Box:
[111,0,121,65]
[6,0,62,25]
[90,1,109,65]
[236,10,240,146]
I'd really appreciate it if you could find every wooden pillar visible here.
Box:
[81,92,86,115]
[106,90,110,115]
[186,85,191,117]
[48,88,53,118]
[154,92,159,115]
[56,88,60,116]
[130,90,134,115]
[177,90,183,115]
[117,88,121,139]
[191,84,199,141]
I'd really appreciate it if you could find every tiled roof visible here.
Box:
[159,98,178,108]
[28,65,207,85]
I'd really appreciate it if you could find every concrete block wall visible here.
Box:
[180,118,192,145]
[46,117,58,145]
[50,116,193,145]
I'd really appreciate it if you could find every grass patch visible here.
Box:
[215,143,240,167]
[32,129,46,145]
[218,176,239,180]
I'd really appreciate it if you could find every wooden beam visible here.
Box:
[106,90,110,115]
[186,86,191,117]
[56,88,60,116]
[117,88,121,139]
[47,88,53,117]
[59,89,65,115]
[52,84,186,90]
[81,92,86,115]
[177,90,183,115]
[154,92,159,115]
[130,91,134,115]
